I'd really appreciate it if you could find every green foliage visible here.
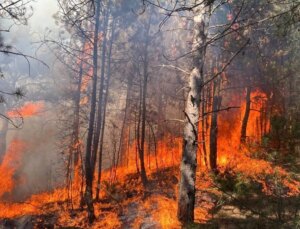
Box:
[215,172,257,197]
[266,150,278,162]
[261,134,271,148]
[293,215,300,229]
[234,174,252,196]
[215,172,236,192]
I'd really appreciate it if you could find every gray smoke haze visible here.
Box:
[0,0,67,200]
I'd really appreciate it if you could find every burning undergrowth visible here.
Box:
[0,151,298,228]
[0,90,299,228]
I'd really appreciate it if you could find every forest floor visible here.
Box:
[0,165,299,229]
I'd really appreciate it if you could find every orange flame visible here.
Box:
[0,139,26,199]
[7,102,44,118]
[0,88,299,228]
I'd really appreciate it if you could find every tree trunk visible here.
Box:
[91,2,110,174]
[240,86,251,143]
[209,85,222,171]
[96,19,115,200]
[138,14,152,188]
[84,0,101,223]
[201,89,208,167]
[67,47,84,205]
[0,118,8,163]
[177,4,211,223]
[74,56,84,203]
[134,111,140,173]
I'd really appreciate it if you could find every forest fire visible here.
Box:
[0,89,299,227]
[0,139,26,199]
[7,102,44,118]
[0,0,299,228]
[217,90,269,166]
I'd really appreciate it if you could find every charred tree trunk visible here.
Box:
[139,62,149,187]
[84,0,101,223]
[147,120,158,170]
[127,126,130,168]
[201,89,208,168]
[137,74,142,172]
[96,19,115,200]
[240,86,251,143]
[177,4,211,223]
[91,2,111,174]
[137,15,152,188]
[134,110,140,173]
[209,81,222,172]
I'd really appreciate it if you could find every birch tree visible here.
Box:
[177,2,213,223]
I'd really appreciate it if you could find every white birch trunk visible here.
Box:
[177,3,211,223]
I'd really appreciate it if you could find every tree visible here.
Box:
[96,12,116,201]
[240,86,251,143]
[209,78,222,171]
[84,0,101,222]
[177,2,213,223]
[137,10,153,188]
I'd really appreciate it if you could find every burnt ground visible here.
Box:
[0,167,299,229]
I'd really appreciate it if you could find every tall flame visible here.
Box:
[0,139,26,199]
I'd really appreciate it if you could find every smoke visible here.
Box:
[0,0,66,200]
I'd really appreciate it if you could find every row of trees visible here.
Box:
[53,0,299,224]
[1,0,299,226]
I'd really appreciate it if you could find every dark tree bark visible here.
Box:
[134,110,140,174]
[84,0,101,223]
[201,89,208,168]
[138,14,152,188]
[91,1,111,174]
[209,82,222,171]
[240,86,251,143]
[96,19,115,200]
